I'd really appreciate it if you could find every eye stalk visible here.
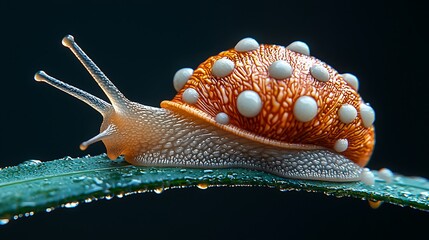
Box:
[60,35,130,112]
[34,34,130,151]
[34,70,112,114]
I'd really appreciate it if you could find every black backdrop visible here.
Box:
[0,0,428,239]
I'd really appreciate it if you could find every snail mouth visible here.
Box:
[106,149,122,160]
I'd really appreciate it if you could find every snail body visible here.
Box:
[35,35,375,182]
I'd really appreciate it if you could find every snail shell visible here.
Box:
[35,35,375,182]
[163,38,375,167]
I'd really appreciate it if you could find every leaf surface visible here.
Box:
[0,154,428,224]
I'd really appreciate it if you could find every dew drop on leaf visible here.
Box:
[92,177,103,185]
[401,191,413,197]
[0,218,10,225]
[419,191,429,200]
[72,176,87,182]
[64,202,79,208]
[18,159,42,166]
[197,183,209,190]
[279,187,293,192]
[128,179,141,185]
[368,199,383,209]
[154,187,164,194]
[45,207,55,213]
[24,212,34,217]
[137,188,148,193]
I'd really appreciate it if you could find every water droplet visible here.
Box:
[253,176,263,181]
[227,174,236,180]
[92,177,103,185]
[24,212,34,217]
[401,191,413,197]
[378,168,394,183]
[19,159,42,166]
[116,193,124,198]
[87,184,103,193]
[197,183,209,190]
[360,168,375,186]
[418,191,429,200]
[137,188,148,193]
[64,202,79,208]
[154,187,164,194]
[128,179,141,185]
[45,207,55,213]
[149,168,161,174]
[203,169,213,173]
[72,176,87,182]
[279,187,293,192]
[368,199,383,209]
[0,218,10,225]
[121,173,133,178]
[124,192,135,197]
[105,195,114,200]
[180,169,187,173]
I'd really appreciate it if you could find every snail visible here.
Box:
[34,35,376,183]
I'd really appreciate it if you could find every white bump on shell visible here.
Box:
[215,112,230,124]
[378,168,394,183]
[268,60,293,79]
[360,168,375,186]
[293,96,318,122]
[182,88,199,104]
[173,68,193,92]
[360,103,375,127]
[236,90,263,118]
[212,58,235,78]
[286,41,310,56]
[234,37,259,52]
[334,139,348,152]
[310,64,330,82]
[338,104,358,124]
[341,73,359,91]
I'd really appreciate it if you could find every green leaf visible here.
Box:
[0,154,428,224]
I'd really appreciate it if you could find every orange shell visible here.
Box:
[161,44,375,167]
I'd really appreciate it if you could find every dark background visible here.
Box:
[0,0,427,239]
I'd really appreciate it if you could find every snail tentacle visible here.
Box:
[62,35,129,112]
[34,70,112,115]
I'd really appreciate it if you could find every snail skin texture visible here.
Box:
[35,35,376,183]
